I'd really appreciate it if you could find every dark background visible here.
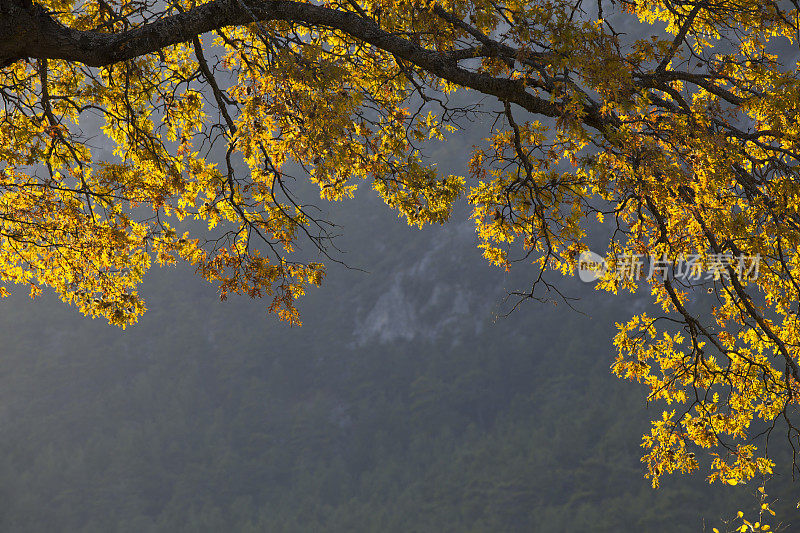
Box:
[0,184,796,532]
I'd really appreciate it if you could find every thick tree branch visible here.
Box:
[0,0,612,132]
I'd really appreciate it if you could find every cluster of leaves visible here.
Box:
[3,0,800,499]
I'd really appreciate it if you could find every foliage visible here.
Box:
[3,0,800,497]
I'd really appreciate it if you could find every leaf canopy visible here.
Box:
[3,0,800,499]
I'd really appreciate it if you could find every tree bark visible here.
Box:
[0,0,56,67]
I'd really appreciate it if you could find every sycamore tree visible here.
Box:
[2,0,800,502]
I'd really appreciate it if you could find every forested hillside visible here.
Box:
[0,190,796,532]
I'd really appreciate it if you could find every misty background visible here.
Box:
[0,182,797,531]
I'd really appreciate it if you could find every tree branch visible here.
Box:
[1,0,613,132]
